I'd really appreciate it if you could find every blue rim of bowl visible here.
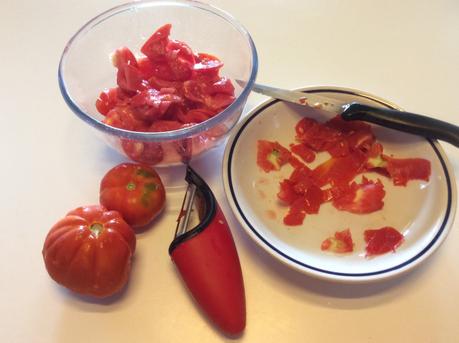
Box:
[224,87,456,281]
[58,0,258,142]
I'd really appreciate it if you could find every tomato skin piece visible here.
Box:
[42,205,136,298]
[257,140,291,172]
[364,226,404,256]
[321,229,354,253]
[332,177,385,214]
[283,210,306,226]
[311,152,367,187]
[100,163,166,228]
[383,156,431,186]
[290,143,316,163]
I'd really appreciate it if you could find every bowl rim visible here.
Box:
[58,0,258,142]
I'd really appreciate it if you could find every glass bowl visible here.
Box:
[58,0,258,166]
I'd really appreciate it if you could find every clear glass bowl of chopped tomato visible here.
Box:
[58,0,258,166]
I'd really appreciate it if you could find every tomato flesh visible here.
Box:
[100,163,166,228]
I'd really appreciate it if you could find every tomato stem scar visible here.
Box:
[126,182,136,191]
[90,223,104,237]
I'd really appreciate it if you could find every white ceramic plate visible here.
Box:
[223,86,457,282]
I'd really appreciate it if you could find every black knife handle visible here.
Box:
[341,103,459,148]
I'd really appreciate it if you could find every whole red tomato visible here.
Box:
[42,205,136,298]
[100,163,166,228]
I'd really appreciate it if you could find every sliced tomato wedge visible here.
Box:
[332,176,385,214]
[116,64,147,93]
[111,46,138,69]
[257,140,291,173]
[321,228,354,253]
[383,155,431,186]
[137,57,156,79]
[205,93,235,110]
[364,226,404,256]
[140,23,171,61]
[166,39,195,81]
[206,77,235,95]
[121,139,164,165]
[193,53,223,80]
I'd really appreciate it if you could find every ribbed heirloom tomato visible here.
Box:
[42,205,136,298]
[99,163,166,228]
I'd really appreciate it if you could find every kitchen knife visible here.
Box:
[244,82,459,147]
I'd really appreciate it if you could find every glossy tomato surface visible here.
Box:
[42,205,136,298]
[100,163,166,228]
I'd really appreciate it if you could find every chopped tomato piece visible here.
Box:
[332,176,385,214]
[103,106,148,131]
[257,140,291,172]
[111,47,138,69]
[130,88,182,122]
[321,228,354,253]
[177,108,214,124]
[364,226,404,256]
[166,39,195,81]
[193,53,223,80]
[141,23,171,61]
[117,64,147,93]
[206,77,235,95]
[96,88,119,115]
[121,139,164,165]
[383,156,431,186]
[205,93,235,110]
[137,57,156,79]
[290,143,316,163]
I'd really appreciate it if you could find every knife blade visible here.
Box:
[249,82,344,114]
[240,81,459,148]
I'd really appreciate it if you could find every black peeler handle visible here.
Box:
[341,103,459,148]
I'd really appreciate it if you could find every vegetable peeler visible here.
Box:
[168,166,246,336]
